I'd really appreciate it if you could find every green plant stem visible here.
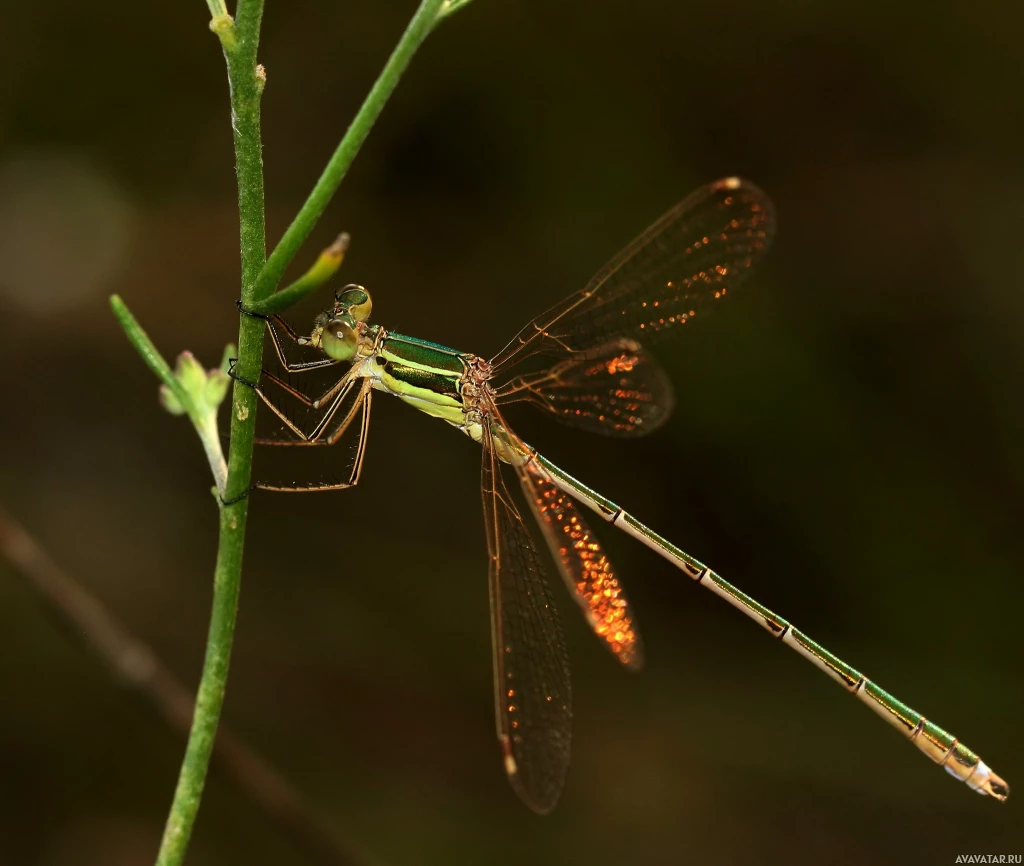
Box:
[251,0,447,315]
[110,295,191,411]
[266,232,350,313]
[154,0,266,863]
[196,412,229,495]
[111,296,229,492]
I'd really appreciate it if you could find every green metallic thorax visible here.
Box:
[373,332,471,426]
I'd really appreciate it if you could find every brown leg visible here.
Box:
[254,382,374,492]
[259,368,351,410]
[266,315,340,373]
[254,371,359,444]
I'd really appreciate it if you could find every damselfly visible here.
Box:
[237,178,1008,813]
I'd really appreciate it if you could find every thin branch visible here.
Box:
[264,233,351,315]
[111,296,229,494]
[155,0,268,861]
[0,505,356,866]
[111,295,191,410]
[250,0,448,313]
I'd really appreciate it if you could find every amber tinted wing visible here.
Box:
[481,413,572,814]
[494,337,674,438]
[490,178,774,372]
[516,447,643,669]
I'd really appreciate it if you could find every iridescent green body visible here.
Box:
[373,333,469,426]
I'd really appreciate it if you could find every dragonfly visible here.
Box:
[235,177,1009,813]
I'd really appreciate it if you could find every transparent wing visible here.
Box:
[254,366,362,444]
[494,338,674,438]
[250,368,373,491]
[481,413,572,814]
[491,178,775,372]
[514,444,643,668]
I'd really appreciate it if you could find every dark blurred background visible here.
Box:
[1,1,1022,863]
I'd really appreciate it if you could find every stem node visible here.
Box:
[209,14,237,51]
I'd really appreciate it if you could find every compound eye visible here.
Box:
[334,284,372,322]
[320,314,358,361]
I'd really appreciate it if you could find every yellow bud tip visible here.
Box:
[321,232,350,267]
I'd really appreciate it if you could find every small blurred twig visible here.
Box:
[0,504,358,866]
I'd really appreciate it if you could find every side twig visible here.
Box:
[111,295,231,495]
[268,232,351,313]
